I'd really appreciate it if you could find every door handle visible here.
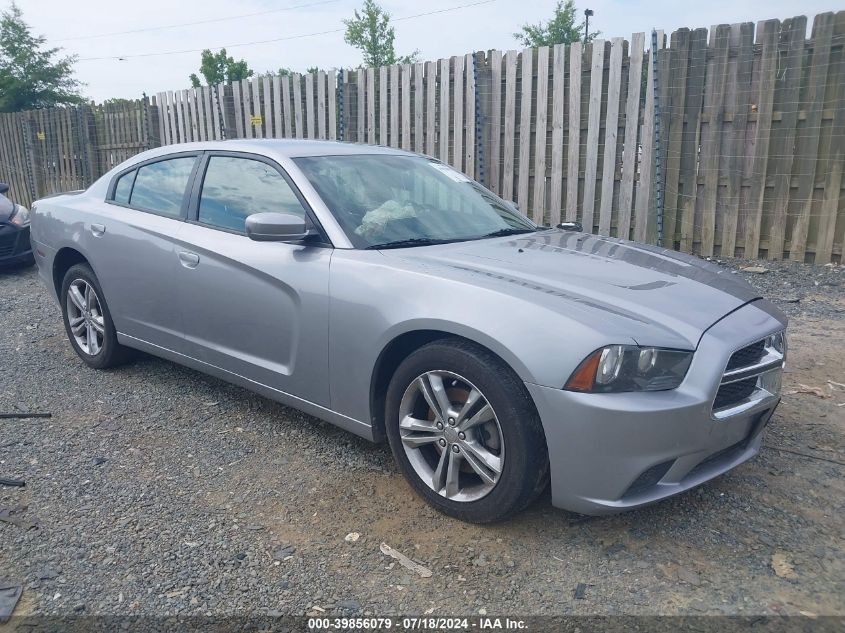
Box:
[178,251,200,268]
[90,223,106,237]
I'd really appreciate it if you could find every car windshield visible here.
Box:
[293,154,536,249]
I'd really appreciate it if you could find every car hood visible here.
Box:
[0,194,14,223]
[386,230,761,348]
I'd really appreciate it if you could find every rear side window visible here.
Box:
[113,170,135,204]
[198,156,307,232]
[129,157,196,218]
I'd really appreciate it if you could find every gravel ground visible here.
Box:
[1,257,843,619]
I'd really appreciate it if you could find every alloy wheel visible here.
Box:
[66,279,105,356]
[398,370,504,502]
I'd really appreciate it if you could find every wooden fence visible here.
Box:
[1,11,843,263]
[0,99,159,208]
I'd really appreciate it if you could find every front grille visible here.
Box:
[713,333,784,415]
[726,339,765,371]
[714,378,757,409]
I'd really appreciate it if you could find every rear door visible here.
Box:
[89,153,200,354]
[174,151,332,407]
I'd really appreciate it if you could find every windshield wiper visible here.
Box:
[478,227,536,239]
[364,237,462,250]
[365,229,535,250]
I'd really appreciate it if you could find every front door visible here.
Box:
[174,153,332,407]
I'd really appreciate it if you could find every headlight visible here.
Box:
[9,204,30,227]
[564,345,693,393]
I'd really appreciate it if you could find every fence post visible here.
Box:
[75,106,95,187]
[85,105,98,183]
[651,29,664,247]
[142,93,161,149]
[211,85,225,140]
[219,84,237,139]
[22,112,43,203]
[473,52,485,186]
[338,69,345,141]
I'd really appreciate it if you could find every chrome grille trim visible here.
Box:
[721,349,783,384]
[712,332,785,420]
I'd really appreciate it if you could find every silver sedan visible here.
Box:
[29,140,787,522]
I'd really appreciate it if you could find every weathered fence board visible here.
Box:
[413,63,424,153]
[401,65,411,151]
[532,46,549,225]
[582,40,606,233]
[565,41,583,223]
[598,38,624,236]
[618,32,645,241]
[465,53,476,180]
[698,25,730,256]
[678,28,707,253]
[744,20,779,257]
[453,55,464,172]
[488,49,502,196]
[548,44,566,227]
[719,23,753,257]
[425,61,436,157]
[792,12,836,262]
[439,58,450,164]
[766,17,805,259]
[502,50,518,201]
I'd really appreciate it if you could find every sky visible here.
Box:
[13,0,840,102]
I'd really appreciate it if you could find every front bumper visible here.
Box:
[529,300,786,515]
[0,223,33,265]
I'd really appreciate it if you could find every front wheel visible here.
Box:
[385,339,548,523]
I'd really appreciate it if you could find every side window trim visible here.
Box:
[106,152,203,221]
[125,169,138,203]
[187,150,332,245]
[111,168,138,205]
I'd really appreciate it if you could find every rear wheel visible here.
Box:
[385,339,548,523]
[60,263,132,369]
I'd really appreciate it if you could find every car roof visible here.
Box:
[142,138,421,159]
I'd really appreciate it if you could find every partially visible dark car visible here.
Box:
[0,183,34,267]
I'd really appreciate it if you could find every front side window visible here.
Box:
[198,156,307,232]
[293,154,535,249]
[129,157,196,218]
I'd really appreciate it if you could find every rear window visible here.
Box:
[128,157,196,217]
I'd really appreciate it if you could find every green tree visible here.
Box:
[189,48,253,87]
[0,3,83,112]
[514,0,599,47]
[343,0,418,68]
[101,97,138,106]
[258,67,326,80]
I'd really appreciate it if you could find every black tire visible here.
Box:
[60,263,132,369]
[385,338,549,523]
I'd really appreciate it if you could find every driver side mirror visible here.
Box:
[0,183,9,195]
[245,212,318,243]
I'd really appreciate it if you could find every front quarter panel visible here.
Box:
[328,249,630,426]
